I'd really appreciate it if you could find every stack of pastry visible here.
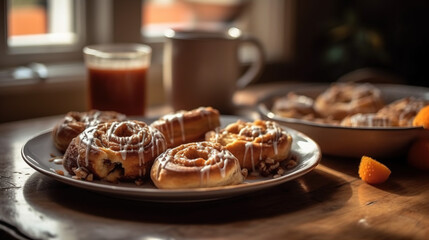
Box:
[272,83,429,128]
[56,107,295,189]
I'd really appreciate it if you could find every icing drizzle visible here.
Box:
[154,107,217,146]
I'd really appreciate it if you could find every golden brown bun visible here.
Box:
[272,92,317,118]
[206,120,293,171]
[150,141,244,189]
[52,110,126,152]
[375,97,428,127]
[314,83,384,120]
[272,92,340,125]
[150,107,220,148]
[63,120,167,182]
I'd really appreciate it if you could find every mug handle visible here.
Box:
[236,36,265,89]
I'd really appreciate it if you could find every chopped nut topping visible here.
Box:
[256,156,298,178]
[286,160,298,169]
[49,153,64,162]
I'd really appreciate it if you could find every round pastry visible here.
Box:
[151,141,244,189]
[272,92,317,119]
[314,83,384,120]
[52,110,126,152]
[340,113,393,127]
[63,120,167,182]
[150,107,221,148]
[376,97,428,127]
[206,120,293,172]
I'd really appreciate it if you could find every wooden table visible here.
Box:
[1,83,429,240]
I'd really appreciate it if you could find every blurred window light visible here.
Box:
[141,0,292,63]
[8,0,76,47]
[227,27,242,38]
[142,0,249,37]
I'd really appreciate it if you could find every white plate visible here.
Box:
[258,83,429,159]
[21,116,321,202]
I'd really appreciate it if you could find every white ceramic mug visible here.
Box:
[163,27,264,113]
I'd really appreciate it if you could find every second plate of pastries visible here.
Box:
[258,82,429,159]
[22,107,321,202]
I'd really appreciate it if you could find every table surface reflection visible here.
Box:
[1,83,429,240]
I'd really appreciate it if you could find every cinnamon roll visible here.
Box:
[150,107,221,148]
[375,97,428,127]
[63,120,167,182]
[206,120,293,172]
[52,110,126,152]
[272,92,317,119]
[150,141,244,189]
[314,83,384,120]
[272,92,340,125]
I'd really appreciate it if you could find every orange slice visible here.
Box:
[358,156,391,184]
[413,105,429,129]
[407,138,429,170]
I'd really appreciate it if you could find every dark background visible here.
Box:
[260,0,429,87]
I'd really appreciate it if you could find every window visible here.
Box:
[8,0,47,37]
[1,0,85,67]
[8,0,76,48]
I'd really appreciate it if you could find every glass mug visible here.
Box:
[163,27,265,114]
[83,44,151,116]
